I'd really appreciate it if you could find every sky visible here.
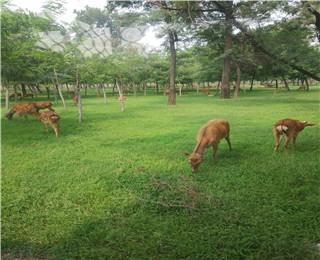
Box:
[10,0,163,49]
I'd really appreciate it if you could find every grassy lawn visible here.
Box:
[2,88,320,259]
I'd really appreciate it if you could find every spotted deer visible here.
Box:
[185,119,232,172]
[272,118,315,152]
[32,101,55,111]
[38,111,60,137]
[5,103,39,120]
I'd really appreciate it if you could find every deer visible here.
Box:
[72,95,79,105]
[185,119,232,173]
[5,103,39,120]
[9,93,22,100]
[23,93,34,99]
[37,111,60,137]
[272,118,315,152]
[200,87,212,96]
[32,101,55,112]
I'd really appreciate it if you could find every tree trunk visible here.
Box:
[250,71,255,91]
[21,83,27,96]
[281,76,290,91]
[13,85,18,101]
[5,87,9,110]
[116,79,125,112]
[234,63,241,97]
[45,86,50,100]
[305,78,309,91]
[275,79,278,89]
[76,69,83,123]
[101,83,107,104]
[144,82,147,96]
[168,30,176,105]
[54,68,67,109]
[220,4,233,99]
[35,84,42,94]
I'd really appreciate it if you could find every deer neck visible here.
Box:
[193,140,207,156]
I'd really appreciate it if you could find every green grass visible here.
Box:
[2,88,320,259]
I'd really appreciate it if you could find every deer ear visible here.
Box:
[305,123,315,127]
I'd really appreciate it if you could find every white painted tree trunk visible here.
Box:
[116,79,125,112]
[54,68,66,110]
[5,87,9,110]
[102,84,107,104]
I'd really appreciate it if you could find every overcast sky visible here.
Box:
[10,0,163,49]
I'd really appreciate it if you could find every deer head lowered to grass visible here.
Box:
[272,118,315,152]
[185,119,232,173]
[5,103,39,120]
[37,111,61,137]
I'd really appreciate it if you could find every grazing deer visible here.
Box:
[200,87,211,96]
[185,119,232,172]
[5,103,38,120]
[23,93,34,99]
[272,118,315,152]
[32,101,55,111]
[9,93,22,100]
[72,95,79,105]
[38,111,60,137]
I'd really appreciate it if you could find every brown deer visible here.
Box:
[72,95,79,105]
[9,93,22,100]
[185,119,232,172]
[32,101,55,111]
[5,103,39,120]
[200,87,211,95]
[272,118,315,152]
[37,111,60,137]
[23,93,34,99]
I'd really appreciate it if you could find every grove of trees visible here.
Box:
[1,0,320,107]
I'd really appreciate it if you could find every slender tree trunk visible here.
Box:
[35,84,42,94]
[220,5,233,99]
[116,79,125,112]
[5,87,9,110]
[234,63,241,97]
[54,68,67,109]
[76,69,83,123]
[144,82,147,96]
[168,30,176,105]
[305,78,309,91]
[282,76,290,91]
[250,71,255,91]
[13,85,18,101]
[45,86,50,100]
[21,83,27,96]
[275,79,278,89]
[101,84,107,104]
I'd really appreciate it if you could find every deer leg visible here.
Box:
[284,135,292,152]
[53,124,59,137]
[44,123,48,133]
[225,136,232,151]
[273,126,281,151]
[212,145,218,160]
[293,134,298,145]
[273,134,282,152]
